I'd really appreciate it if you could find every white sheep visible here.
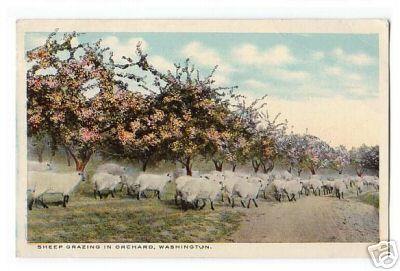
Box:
[96,163,127,189]
[321,179,335,195]
[174,175,201,205]
[354,180,365,196]
[135,173,172,200]
[221,175,245,205]
[92,172,124,199]
[28,161,52,171]
[231,179,263,208]
[300,179,311,196]
[125,174,140,196]
[271,179,286,201]
[180,178,224,210]
[309,179,323,196]
[27,171,85,209]
[283,180,302,201]
[333,180,347,199]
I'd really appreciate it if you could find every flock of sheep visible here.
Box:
[26,161,379,211]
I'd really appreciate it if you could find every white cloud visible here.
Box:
[332,47,374,66]
[101,36,147,61]
[181,41,233,73]
[311,51,325,61]
[324,66,343,76]
[148,55,174,72]
[212,72,230,85]
[231,44,295,66]
[269,68,310,81]
[244,79,272,90]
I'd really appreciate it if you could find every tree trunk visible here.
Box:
[66,147,92,171]
[232,164,237,172]
[309,166,316,175]
[185,156,192,176]
[142,160,148,172]
[297,168,302,176]
[64,146,71,166]
[212,159,223,172]
[262,160,274,174]
[338,170,343,174]
[356,167,363,177]
[36,145,44,163]
[37,152,43,163]
[252,159,260,173]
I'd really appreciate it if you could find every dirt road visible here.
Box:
[232,196,379,243]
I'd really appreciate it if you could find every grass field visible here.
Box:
[27,180,243,243]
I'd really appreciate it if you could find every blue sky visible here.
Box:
[26,32,379,101]
[25,32,382,147]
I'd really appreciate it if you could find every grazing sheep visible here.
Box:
[246,176,267,198]
[321,180,334,195]
[174,176,202,205]
[354,180,365,196]
[222,175,245,205]
[271,179,286,201]
[135,173,172,200]
[231,179,263,208]
[180,178,224,210]
[333,180,347,199]
[27,171,85,209]
[125,174,140,196]
[92,172,123,199]
[300,180,311,196]
[283,180,302,201]
[28,161,52,171]
[309,179,323,196]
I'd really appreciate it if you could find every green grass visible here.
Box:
[27,181,243,243]
[358,191,379,209]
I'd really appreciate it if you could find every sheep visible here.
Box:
[271,179,286,201]
[300,180,311,196]
[96,163,127,191]
[221,175,245,205]
[309,179,323,196]
[231,179,263,208]
[321,179,334,195]
[282,180,302,201]
[92,172,124,199]
[174,175,201,205]
[135,173,172,200]
[180,178,224,210]
[354,180,365,196]
[27,171,85,209]
[246,176,268,199]
[28,161,52,171]
[333,180,347,199]
[125,174,140,196]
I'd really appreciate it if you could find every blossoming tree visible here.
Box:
[27,31,135,171]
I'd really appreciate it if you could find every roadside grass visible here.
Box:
[358,191,379,209]
[27,181,243,243]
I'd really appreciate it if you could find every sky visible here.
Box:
[25,32,382,148]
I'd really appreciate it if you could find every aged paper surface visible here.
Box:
[16,19,389,257]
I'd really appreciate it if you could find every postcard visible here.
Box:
[16,19,389,258]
